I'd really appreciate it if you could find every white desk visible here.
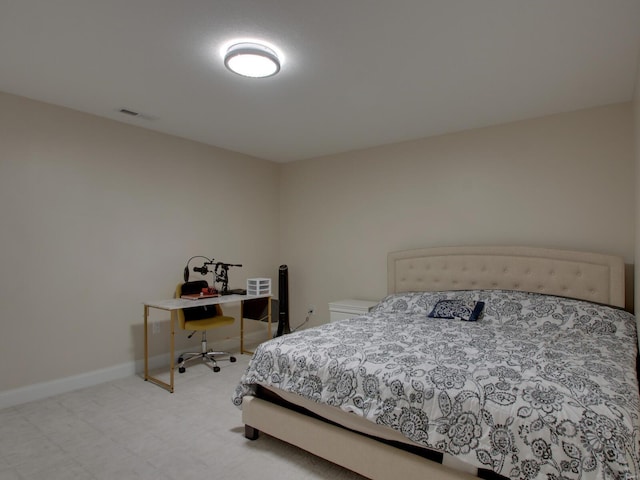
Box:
[143,294,271,392]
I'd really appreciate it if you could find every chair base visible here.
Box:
[177,350,236,373]
[177,330,236,373]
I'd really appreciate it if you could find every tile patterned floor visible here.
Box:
[0,354,366,480]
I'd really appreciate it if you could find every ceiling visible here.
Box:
[1,1,640,163]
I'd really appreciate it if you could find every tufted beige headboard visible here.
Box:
[388,246,625,308]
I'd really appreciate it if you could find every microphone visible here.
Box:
[193,265,209,275]
[183,256,214,283]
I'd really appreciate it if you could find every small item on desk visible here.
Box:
[222,288,247,295]
[181,288,219,300]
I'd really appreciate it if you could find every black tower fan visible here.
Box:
[276,265,291,336]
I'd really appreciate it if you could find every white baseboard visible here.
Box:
[0,331,267,410]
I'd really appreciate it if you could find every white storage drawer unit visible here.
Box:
[329,299,378,323]
[247,278,271,296]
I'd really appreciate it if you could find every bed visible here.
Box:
[233,246,639,480]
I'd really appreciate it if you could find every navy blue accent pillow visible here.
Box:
[428,300,485,322]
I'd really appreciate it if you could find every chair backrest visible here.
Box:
[176,281,224,328]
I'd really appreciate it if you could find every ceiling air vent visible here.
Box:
[117,108,157,121]
[119,108,140,117]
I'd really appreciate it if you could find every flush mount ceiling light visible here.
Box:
[224,42,280,78]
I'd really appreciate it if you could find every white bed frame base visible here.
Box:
[242,246,626,479]
[243,395,477,480]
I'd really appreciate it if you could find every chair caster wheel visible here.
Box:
[213,366,221,372]
[178,357,184,363]
[230,356,237,362]
[178,367,186,374]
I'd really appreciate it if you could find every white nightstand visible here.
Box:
[329,299,378,322]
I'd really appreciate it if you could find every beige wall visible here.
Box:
[280,103,635,327]
[0,92,280,392]
[1,92,635,397]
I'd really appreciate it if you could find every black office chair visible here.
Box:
[175,281,236,373]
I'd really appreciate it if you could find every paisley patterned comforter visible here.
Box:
[233,290,640,479]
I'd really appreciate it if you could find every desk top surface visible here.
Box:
[144,293,271,310]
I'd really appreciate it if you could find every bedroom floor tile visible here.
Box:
[1,433,66,468]
[78,450,156,479]
[14,456,94,480]
[0,467,21,480]
[145,450,213,480]
[117,430,176,459]
[0,352,366,480]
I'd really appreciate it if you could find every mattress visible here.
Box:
[234,290,640,479]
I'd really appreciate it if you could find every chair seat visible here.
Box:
[184,315,235,331]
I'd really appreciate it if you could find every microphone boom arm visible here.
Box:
[214,262,242,294]
[183,256,242,294]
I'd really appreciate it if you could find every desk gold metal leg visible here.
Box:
[144,305,149,381]
[143,305,174,393]
[240,301,245,354]
[267,296,272,339]
[169,311,175,392]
